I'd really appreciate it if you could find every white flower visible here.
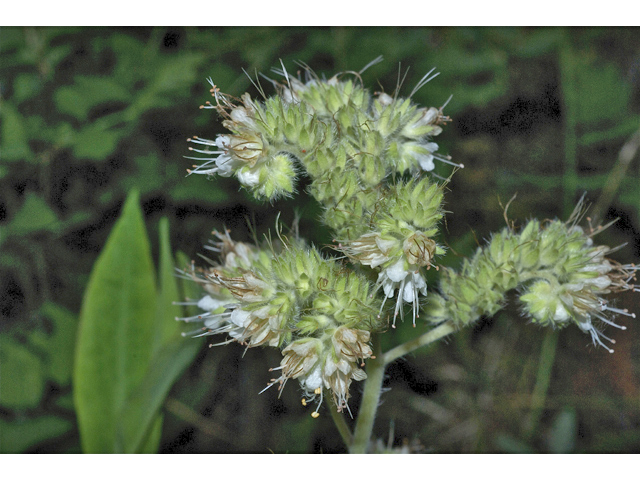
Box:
[237,166,261,187]
[376,92,394,107]
[176,297,242,343]
[552,302,571,322]
[230,308,251,328]
[300,364,323,392]
[576,315,622,354]
[197,295,226,312]
[215,135,230,149]
[410,142,439,171]
[378,259,428,327]
[401,140,463,173]
[338,233,397,269]
[413,106,440,128]
[185,134,242,177]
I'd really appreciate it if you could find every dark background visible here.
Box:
[1,26,640,453]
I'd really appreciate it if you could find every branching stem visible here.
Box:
[335,321,456,452]
[382,321,456,365]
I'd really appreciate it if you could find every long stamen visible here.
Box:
[435,153,464,169]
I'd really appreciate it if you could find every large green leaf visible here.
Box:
[73,190,157,453]
[118,337,202,453]
[74,196,204,453]
[155,217,183,350]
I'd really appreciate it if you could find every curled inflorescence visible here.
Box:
[178,60,637,417]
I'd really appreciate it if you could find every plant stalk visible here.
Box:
[329,399,353,447]
[382,321,456,365]
[523,328,558,440]
[349,338,385,453]
[347,322,456,453]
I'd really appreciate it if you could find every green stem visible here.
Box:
[348,322,456,453]
[523,328,558,440]
[349,338,385,453]
[559,31,579,217]
[381,321,456,365]
[329,400,353,447]
[591,126,640,224]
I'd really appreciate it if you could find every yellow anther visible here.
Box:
[301,398,307,407]
[311,412,320,418]
[314,387,322,395]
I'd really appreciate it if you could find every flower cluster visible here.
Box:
[180,61,638,420]
[178,231,383,414]
[186,61,459,334]
[425,202,639,352]
[336,178,447,326]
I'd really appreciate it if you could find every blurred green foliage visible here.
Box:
[1,27,639,453]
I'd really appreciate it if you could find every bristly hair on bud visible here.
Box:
[175,60,640,434]
[425,196,639,353]
[186,59,459,204]
[518,199,639,353]
[176,222,384,414]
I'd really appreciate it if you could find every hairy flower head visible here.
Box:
[264,326,372,416]
[520,230,639,353]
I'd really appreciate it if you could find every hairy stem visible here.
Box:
[523,328,558,440]
[348,322,456,453]
[381,321,456,365]
[329,400,353,447]
[349,337,385,453]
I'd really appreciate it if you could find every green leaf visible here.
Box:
[5,193,60,236]
[0,336,45,409]
[13,73,43,104]
[129,53,204,115]
[73,197,203,453]
[73,190,157,453]
[155,217,183,350]
[0,101,31,161]
[54,392,75,411]
[54,76,131,121]
[150,54,205,95]
[0,416,72,453]
[72,121,124,160]
[108,34,148,89]
[29,302,78,385]
[118,337,202,453]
